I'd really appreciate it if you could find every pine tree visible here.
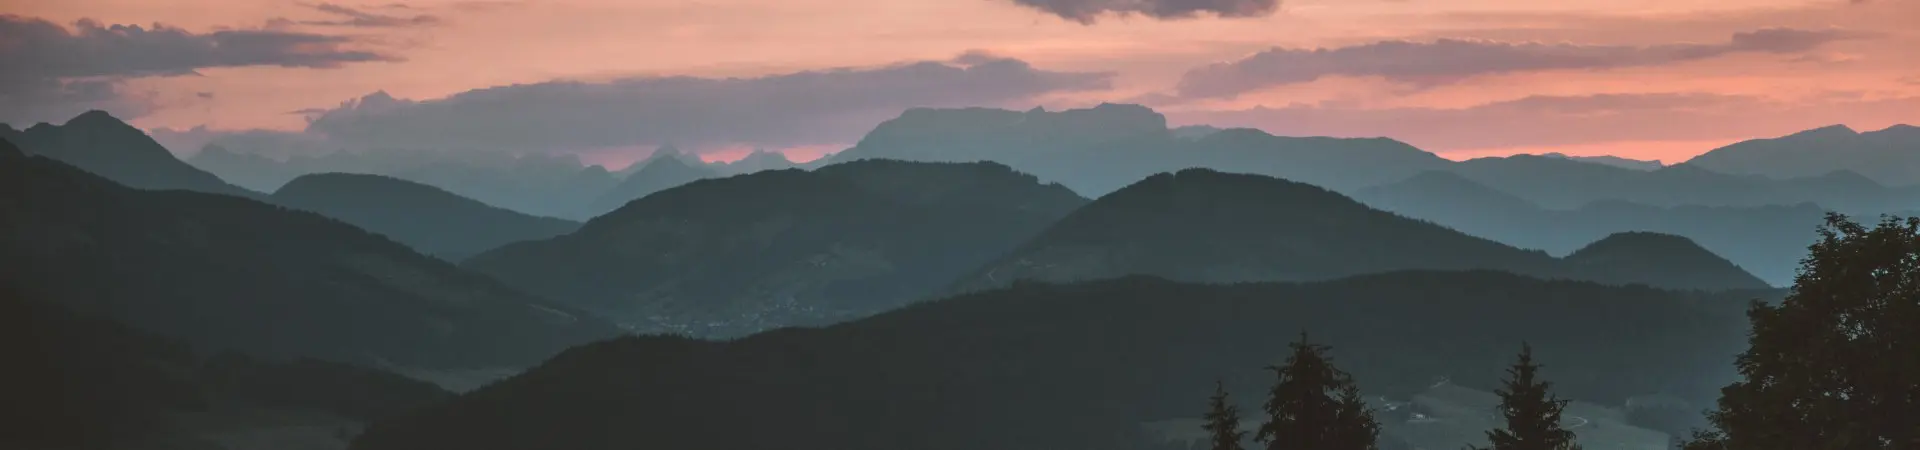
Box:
[1256,332,1379,450]
[1332,382,1383,449]
[1205,380,1247,450]
[1481,343,1581,450]
[1685,214,1920,450]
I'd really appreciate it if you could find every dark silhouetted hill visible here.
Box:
[351,273,1768,450]
[829,104,1451,196]
[585,153,719,216]
[464,160,1088,337]
[0,142,619,369]
[1686,124,1920,186]
[4,286,453,450]
[1563,232,1770,291]
[188,146,622,220]
[954,169,1767,292]
[1,110,256,198]
[272,173,582,261]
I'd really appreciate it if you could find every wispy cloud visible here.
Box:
[0,14,395,79]
[0,14,397,124]
[301,54,1113,153]
[1004,0,1280,24]
[1177,92,1920,152]
[297,2,440,28]
[1175,28,1878,99]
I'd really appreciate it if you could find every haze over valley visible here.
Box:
[5,1,1918,449]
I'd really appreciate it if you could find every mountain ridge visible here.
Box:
[1686,123,1920,186]
[832,105,1919,213]
[466,159,1089,337]
[1,141,620,369]
[272,172,583,261]
[2,110,257,199]
[955,168,1769,292]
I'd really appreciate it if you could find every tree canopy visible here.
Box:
[1257,333,1380,450]
[1206,381,1248,450]
[1481,344,1582,450]
[1686,213,1920,450]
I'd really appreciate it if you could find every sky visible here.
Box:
[4,0,1917,167]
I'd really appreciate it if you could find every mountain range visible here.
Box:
[189,146,621,220]
[585,150,720,216]
[351,273,1769,450]
[1352,170,1832,285]
[954,168,1768,293]
[828,104,1454,197]
[186,140,810,221]
[834,105,1920,215]
[5,104,1904,450]
[1541,152,1664,171]
[465,160,1089,337]
[1686,124,1920,186]
[1441,154,1917,213]
[0,140,619,369]
[137,106,1920,229]
[271,173,582,261]
[2,111,257,199]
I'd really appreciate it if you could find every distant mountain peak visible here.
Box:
[1194,126,1273,142]
[279,172,447,195]
[1566,232,1769,290]
[739,149,793,164]
[1785,124,1859,139]
[1652,163,1724,176]
[1686,122,1920,186]
[636,152,701,172]
[588,152,722,215]
[7,110,255,198]
[1573,231,1702,252]
[653,144,686,158]
[1141,167,1344,198]
[1085,102,1156,114]
[66,109,126,127]
[1865,124,1920,139]
[1540,152,1664,171]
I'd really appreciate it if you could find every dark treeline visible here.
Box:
[1203,340,1583,450]
[1,280,453,450]
[1199,213,1920,450]
[350,269,1766,450]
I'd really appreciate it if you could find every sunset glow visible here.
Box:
[6,0,1916,163]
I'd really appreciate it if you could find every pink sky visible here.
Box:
[6,0,1917,163]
